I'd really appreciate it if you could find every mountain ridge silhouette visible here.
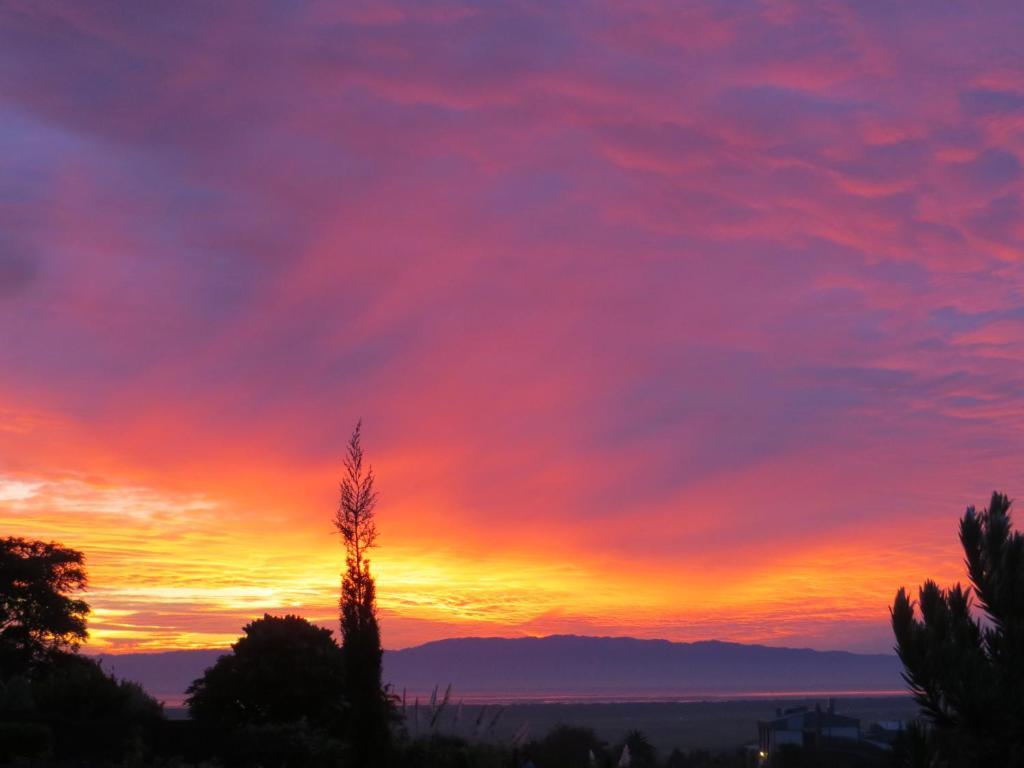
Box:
[97,634,902,703]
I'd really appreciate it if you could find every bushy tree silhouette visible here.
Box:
[0,537,88,679]
[892,491,1024,766]
[334,421,391,764]
[0,539,162,763]
[186,613,346,732]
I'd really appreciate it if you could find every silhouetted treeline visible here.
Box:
[4,484,1024,767]
[0,534,776,767]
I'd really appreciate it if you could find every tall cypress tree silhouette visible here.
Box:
[892,491,1024,766]
[334,422,389,765]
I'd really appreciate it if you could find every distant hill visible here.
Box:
[383,635,903,698]
[97,649,223,704]
[96,635,903,705]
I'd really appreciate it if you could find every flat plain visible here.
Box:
[400,695,919,754]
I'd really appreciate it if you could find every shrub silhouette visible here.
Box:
[892,491,1024,766]
[0,652,162,763]
[221,720,348,768]
[187,613,346,734]
[31,652,163,762]
[401,733,509,768]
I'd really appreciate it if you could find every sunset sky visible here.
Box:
[2,1,1024,655]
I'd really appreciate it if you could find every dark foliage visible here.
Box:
[220,721,347,768]
[769,741,891,767]
[335,422,392,765]
[664,747,750,767]
[0,652,163,763]
[148,718,215,765]
[400,733,510,768]
[623,728,658,768]
[888,721,936,768]
[186,613,346,734]
[0,721,50,763]
[891,491,1024,766]
[0,537,89,679]
[526,724,606,768]
[0,537,163,764]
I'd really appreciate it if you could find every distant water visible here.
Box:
[105,636,907,713]
[413,695,919,753]
[390,688,909,706]
[159,689,909,710]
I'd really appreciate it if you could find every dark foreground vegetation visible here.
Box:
[2,425,1021,767]
[890,491,1024,767]
[403,697,916,757]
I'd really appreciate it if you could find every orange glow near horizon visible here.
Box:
[0,454,967,653]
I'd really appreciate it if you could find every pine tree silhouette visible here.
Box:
[892,491,1024,766]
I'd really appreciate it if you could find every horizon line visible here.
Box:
[88,631,899,657]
